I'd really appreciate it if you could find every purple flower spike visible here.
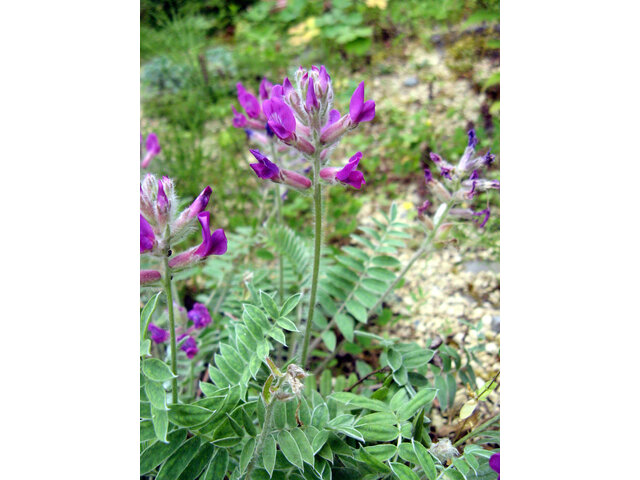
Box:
[140,215,155,253]
[148,323,169,344]
[349,82,376,124]
[249,149,280,179]
[178,334,199,359]
[231,105,247,128]
[472,208,491,228]
[236,83,260,118]
[489,453,500,480]
[194,212,228,258]
[188,303,212,329]
[141,133,161,168]
[259,77,273,101]
[336,152,366,189]
[263,98,296,140]
[306,77,319,111]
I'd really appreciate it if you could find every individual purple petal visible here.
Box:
[206,229,227,256]
[472,208,491,228]
[148,323,169,344]
[470,170,479,180]
[157,179,168,211]
[467,129,478,148]
[483,149,496,165]
[417,200,431,216]
[188,303,212,329]
[188,186,212,218]
[262,98,296,140]
[282,77,294,96]
[146,133,161,155]
[349,82,375,123]
[178,334,199,358]
[336,152,366,189]
[193,212,228,258]
[249,149,280,179]
[318,65,330,93]
[424,167,433,183]
[140,215,155,253]
[270,84,283,99]
[231,105,247,128]
[327,109,341,126]
[306,77,319,111]
[236,83,260,118]
[259,77,273,101]
[489,453,499,479]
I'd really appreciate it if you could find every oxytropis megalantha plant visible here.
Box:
[140,173,227,403]
[233,65,375,368]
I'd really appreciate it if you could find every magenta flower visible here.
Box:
[194,212,227,257]
[141,133,161,168]
[259,77,273,101]
[231,105,247,128]
[140,215,155,253]
[306,77,319,111]
[188,303,212,329]
[178,334,199,359]
[417,200,431,216]
[249,149,280,180]
[236,83,261,118]
[140,270,161,285]
[262,97,296,141]
[349,82,375,124]
[173,186,212,232]
[430,152,455,180]
[327,109,341,126]
[148,323,169,344]
[489,453,499,479]
[336,152,366,189]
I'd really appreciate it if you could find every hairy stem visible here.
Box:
[245,400,276,479]
[163,256,178,404]
[275,184,284,304]
[300,152,323,368]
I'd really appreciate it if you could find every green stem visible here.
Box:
[453,413,500,447]
[163,256,178,404]
[300,153,323,368]
[275,184,284,304]
[245,400,276,479]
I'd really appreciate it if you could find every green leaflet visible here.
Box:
[140,429,187,475]
[412,440,437,480]
[155,436,202,480]
[168,404,214,427]
[142,358,176,382]
[178,443,215,480]
[397,389,437,422]
[277,430,304,470]
[262,435,276,477]
[202,448,228,480]
[390,462,421,480]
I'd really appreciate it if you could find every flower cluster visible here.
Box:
[418,129,499,233]
[141,132,161,169]
[231,66,374,191]
[140,174,227,285]
[147,302,212,359]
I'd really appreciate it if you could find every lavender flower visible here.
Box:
[249,149,280,179]
[472,208,491,228]
[236,83,261,119]
[140,269,161,285]
[173,185,212,231]
[168,212,227,268]
[178,334,198,359]
[148,323,169,343]
[188,303,212,329]
[458,129,479,172]
[263,97,296,141]
[417,200,431,216]
[489,453,500,480]
[430,152,455,180]
[231,105,247,128]
[140,215,155,253]
[259,77,273,101]
[320,152,366,189]
[349,82,376,124]
[141,133,161,168]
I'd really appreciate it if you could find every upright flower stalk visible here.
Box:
[140,174,227,402]
[241,66,375,368]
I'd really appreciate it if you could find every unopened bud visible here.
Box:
[282,169,312,190]
[140,270,161,285]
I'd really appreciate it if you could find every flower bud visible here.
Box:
[429,439,459,463]
[281,169,312,190]
[140,269,161,285]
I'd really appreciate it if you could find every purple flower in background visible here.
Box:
[424,167,434,183]
[458,129,479,172]
[467,129,478,149]
[141,133,161,168]
[306,77,319,111]
[148,323,169,344]
[417,200,431,216]
[489,453,500,480]
[349,82,375,124]
[336,152,366,189]
[262,97,296,140]
[249,149,280,179]
[472,208,491,228]
[430,152,454,180]
[259,77,273,101]
[140,270,161,285]
[483,149,495,166]
[236,83,261,118]
[231,105,247,128]
[178,334,199,359]
[140,215,155,253]
[188,303,212,329]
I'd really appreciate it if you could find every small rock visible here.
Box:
[463,260,499,274]
[403,76,419,87]
[491,315,500,333]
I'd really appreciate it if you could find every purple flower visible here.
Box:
[194,212,227,257]
[231,105,247,128]
[489,453,499,480]
[472,208,491,228]
[262,97,296,140]
[306,77,319,111]
[327,109,341,126]
[140,215,155,253]
[483,149,496,166]
[259,77,273,101]
[336,152,366,189]
[249,149,280,179]
[141,133,161,168]
[140,270,161,285]
[315,65,331,95]
[430,152,454,179]
[467,129,478,148]
[173,186,212,231]
[188,303,212,329]
[178,334,199,359]
[282,77,294,96]
[157,179,168,211]
[424,167,434,183]
[458,129,479,172]
[148,323,169,344]
[417,200,431,216]
[236,83,261,119]
[349,82,375,124]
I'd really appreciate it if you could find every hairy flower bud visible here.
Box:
[282,169,312,190]
[429,439,459,463]
[140,269,161,285]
